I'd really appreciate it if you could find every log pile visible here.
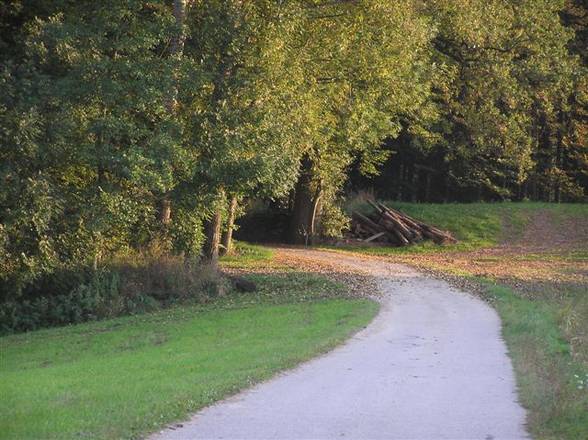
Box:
[351,201,457,246]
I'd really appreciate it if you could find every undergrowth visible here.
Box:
[1,250,224,335]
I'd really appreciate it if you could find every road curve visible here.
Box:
[151,249,528,440]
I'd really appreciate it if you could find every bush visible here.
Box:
[319,201,350,239]
[0,252,223,335]
[0,270,120,333]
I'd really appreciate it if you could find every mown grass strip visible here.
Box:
[220,241,275,269]
[0,274,377,439]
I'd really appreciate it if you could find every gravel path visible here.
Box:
[151,249,528,440]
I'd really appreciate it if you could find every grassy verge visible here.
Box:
[0,269,377,439]
[482,281,587,439]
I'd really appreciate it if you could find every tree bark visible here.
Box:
[424,172,431,202]
[166,0,190,112]
[171,1,189,55]
[203,205,223,264]
[159,198,171,225]
[220,195,238,256]
[539,111,551,202]
[410,164,417,203]
[288,155,318,244]
[555,110,565,203]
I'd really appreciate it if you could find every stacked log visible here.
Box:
[351,201,456,246]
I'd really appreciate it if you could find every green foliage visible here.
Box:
[285,0,436,242]
[168,206,205,256]
[1,270,123,334]
[186,0,304,198]
[319,200,351,239]
[1,1,586,316]
[366,0,587,202]
[0,0,186,298]
[0,252,223,335]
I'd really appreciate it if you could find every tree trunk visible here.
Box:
[288,154,317,244]
[220,195,238,256]
[555,110,565,203]
[159,198,171,225]
[424,172,431,202]
[203,206,222,264]
[166,0,190,112]
[396,162,404,201]
[539,112,551,202]
[410,164,417,203]
[171,1,189,56]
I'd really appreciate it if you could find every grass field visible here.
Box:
[0,270,377,439]
[220,241,275,269]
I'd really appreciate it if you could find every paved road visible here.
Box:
[151,249,528,440]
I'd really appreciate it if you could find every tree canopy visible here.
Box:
[1,0,586,297]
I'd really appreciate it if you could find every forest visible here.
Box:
[1,0,587,332]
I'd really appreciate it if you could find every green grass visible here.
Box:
[482,281,588,439]
[341,201,588,255]
[0,273,377,439]
[220,241,275,269]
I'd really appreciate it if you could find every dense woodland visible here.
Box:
[1,1,587,331]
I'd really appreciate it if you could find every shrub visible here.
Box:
[319,201,350,239]
[0,252,223,335]
[0,270,120,333]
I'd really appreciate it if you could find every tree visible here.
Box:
[387,0,584,202]
[158,0,191,226]
[0,0,196,294]
[286,0,434,243]
[182,0,307,259]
